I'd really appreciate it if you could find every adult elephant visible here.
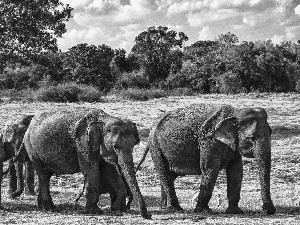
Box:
[136,104,275,215]
[22,108,151,218]
[2,115,35,198]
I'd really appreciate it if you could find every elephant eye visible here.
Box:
[110,126,119,134]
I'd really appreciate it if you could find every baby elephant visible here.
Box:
[136,104,275,215]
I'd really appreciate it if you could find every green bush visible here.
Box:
[116,70,150,89]
[113,88,167,101]
[218,72,243,94]
[35,82,102,102]
[168,87,195,96]
[145,88,167,99]
[78,88,102,102]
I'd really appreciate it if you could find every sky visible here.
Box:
[57,0,300,53]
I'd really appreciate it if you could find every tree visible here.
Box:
[0,0,73,65]
[63,43,115,91]
[131,26,188,85]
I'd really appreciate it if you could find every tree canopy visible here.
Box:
[131,26,188,85]
[0,0,73,66]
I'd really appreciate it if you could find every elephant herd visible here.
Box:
[0,103,278,219]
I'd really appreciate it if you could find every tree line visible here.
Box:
[1,2,300,94]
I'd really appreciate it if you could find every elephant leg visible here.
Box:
[102,164,127,213]
[160,185,167,209]
[225,155,243,214]
[8,163,17,198]
[25,161,35,195]
[9,162,24,198]
[82,164,102,214]
[195,144,221,213]
[151,148,182,211]
[0,161,3,208]
[32,159,54,211]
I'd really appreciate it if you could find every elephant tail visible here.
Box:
[135,144,149,172]
[3,142,28,177]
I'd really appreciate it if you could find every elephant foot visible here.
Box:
[37,195,55,211]
[111,210,124,216]
[84,206,103,215]
[225,206,243,214]
[0,204,7,211]
[25,190,36,196]
[165,205,184,212]
[141,211,152,219]
[262,202,276,215]
[194,206,212,214]
[9,191,23,199]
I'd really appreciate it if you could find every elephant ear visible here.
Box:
[87,121,105,153]
[201,112,239,151]
[239,117,258,140]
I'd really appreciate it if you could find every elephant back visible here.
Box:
[24,108,109,174]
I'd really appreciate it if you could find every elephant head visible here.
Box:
[237,107,275,214]
[76,118,151,219]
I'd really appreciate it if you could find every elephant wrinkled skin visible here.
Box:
[2,115,35,198]
[136,104,276,215]
[22,108,150,219]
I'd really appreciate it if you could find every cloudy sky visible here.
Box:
[57,0,300,53]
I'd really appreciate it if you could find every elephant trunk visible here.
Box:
[254,135,276,215]
[117,152,151,219]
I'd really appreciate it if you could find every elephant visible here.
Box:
[21,108,151,219]
[2,115,35,198]
[135,104,276,215]
[0,134,19,208]
[76,121,133,212]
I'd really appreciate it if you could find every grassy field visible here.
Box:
[0,93,300,224]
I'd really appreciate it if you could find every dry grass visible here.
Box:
[0,93,300,224]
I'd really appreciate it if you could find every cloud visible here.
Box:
[270,34,285,44]
[60,0,92,9]
[57,27,110,51]
[198,26,213,40]
[285,25,300,40]
[295,4,300,15]
[206,0,248,9]
[268,25,300,44]
[85,0,120,14]
[188,9,239,27]
[166,1,204,16]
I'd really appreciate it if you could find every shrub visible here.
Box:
[113,88,167,101]
[78,88,102,102]
[168,87,195,96]
[218,72,243,94]
[116,70,150,89]
[34,82,102,102]
[145,88,167,99]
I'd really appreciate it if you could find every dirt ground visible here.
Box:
[0,93,300,224]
